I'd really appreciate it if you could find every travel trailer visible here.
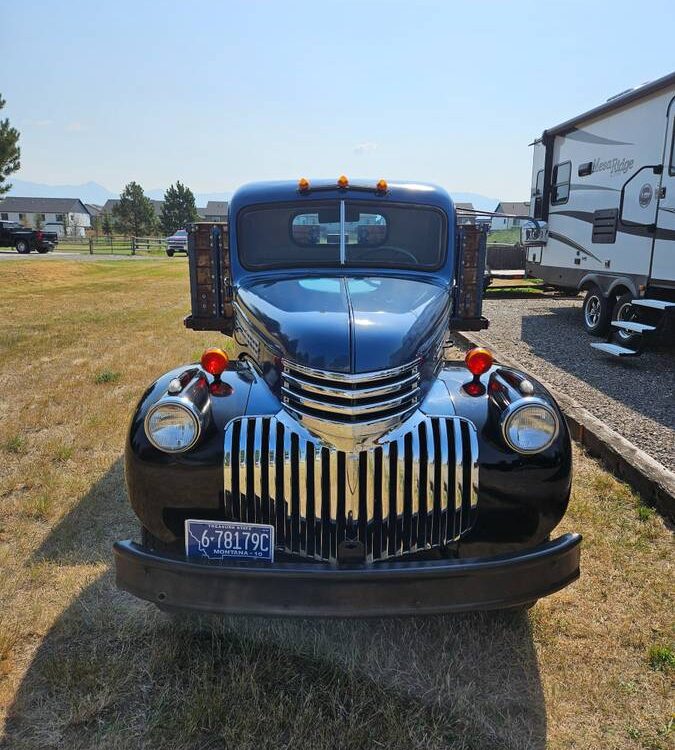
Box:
[523,71,675,356]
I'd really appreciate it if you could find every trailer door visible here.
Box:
[651,98,675,286]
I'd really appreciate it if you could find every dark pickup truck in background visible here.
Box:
[0,221,58,253]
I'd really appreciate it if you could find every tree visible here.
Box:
[160,181,199,235]
[0,93,20,196]
[90,214,102,238]
[34,212,43,230]
[101,212,114,238]
[69,213,81,237]
[112,182,155,237]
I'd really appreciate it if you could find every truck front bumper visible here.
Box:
[113,533,581,617]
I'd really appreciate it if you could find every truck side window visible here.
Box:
[551,162,571,205]
[533,170,544,218]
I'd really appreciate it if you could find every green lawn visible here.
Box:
[488,227,521,244]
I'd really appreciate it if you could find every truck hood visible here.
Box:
[236,276,449,373]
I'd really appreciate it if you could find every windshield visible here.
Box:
[237,200,446,270]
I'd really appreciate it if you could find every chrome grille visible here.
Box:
[280,359,422,424]
[223,414,478,562]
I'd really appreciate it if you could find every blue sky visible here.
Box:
[2,0,674,200]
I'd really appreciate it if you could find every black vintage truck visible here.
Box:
[114,177,581,616]
[0,220,58,253]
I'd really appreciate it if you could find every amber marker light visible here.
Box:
[337,174,349,188]
[298,177,310,192]
[376,178,388,192]
[200,348,229,378]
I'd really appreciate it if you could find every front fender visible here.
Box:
[437,365,572,557]
[125,362,266,541]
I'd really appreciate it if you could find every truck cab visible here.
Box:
[114,177,580,617]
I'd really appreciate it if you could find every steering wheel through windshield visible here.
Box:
[354,245,419,264]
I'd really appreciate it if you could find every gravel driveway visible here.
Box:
[472,293,675,472]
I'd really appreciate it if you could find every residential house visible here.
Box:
[491,201,530,230]
[85,203,103,219]
[455,201,475,225]
[0,196,91,237]
[198,201,229,222]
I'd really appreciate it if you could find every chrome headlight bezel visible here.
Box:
[144,398,202,453]
[500,397,560,455]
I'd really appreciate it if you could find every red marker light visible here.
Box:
[465,347,494,377]
[200,348,229,377]
[463,381,486,397]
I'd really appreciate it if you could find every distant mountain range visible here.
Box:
[7,179,234,207]
[7,179,116,204]
[7,179,500,211]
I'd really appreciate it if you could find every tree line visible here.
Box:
[96,180,199,238]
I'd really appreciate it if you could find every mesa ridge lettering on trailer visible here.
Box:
[591,156,635,176]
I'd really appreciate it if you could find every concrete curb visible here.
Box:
[454,330,675,522]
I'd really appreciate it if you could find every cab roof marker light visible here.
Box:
[376,178,388,193]
[298,177,310,192]
[337,175,349,188]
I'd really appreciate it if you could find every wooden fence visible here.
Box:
[54,236,167,255]
[486,243,526,272]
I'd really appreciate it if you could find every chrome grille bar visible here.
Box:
[281,370,420,400]
[281,358,422,426]
[223,415,479,563]
[285,358,421,384]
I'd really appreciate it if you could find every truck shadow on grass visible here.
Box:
[3,460,547,750]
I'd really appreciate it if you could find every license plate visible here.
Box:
[185,520,275,562]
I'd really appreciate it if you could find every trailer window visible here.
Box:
[551,161,571,205]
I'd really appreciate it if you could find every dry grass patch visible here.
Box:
[0,259,672,750]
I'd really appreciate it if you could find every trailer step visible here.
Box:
[610,320,656,333]
[590,342,639,357]
[630,299,675,310]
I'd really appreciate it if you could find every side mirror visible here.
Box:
[521,220,548,246]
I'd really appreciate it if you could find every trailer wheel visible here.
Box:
[582,287,611,335]
[611,292,641,348]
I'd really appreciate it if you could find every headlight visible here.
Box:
[145,401,200,453]
[501,398,559,454]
